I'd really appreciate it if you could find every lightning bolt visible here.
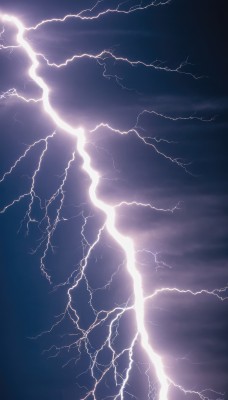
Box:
[25,0,172,31]
[0,3,226,400]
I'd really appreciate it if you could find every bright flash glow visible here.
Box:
[0,12,169,400]
[0,4,226,400]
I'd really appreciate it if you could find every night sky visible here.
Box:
[0,1,228,400]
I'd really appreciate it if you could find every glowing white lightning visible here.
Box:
[39,50,201,81]
[0,6,226,400]
[0,12,169,400]
[25,0,172,31]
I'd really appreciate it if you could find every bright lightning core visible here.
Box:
[0,3,227,400]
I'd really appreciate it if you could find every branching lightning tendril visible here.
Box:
[0,2,227,400]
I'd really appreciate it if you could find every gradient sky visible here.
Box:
[0,1,228,399]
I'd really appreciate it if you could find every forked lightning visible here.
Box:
[0,3,227,400]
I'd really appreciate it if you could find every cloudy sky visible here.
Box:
[0,1,227,399]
